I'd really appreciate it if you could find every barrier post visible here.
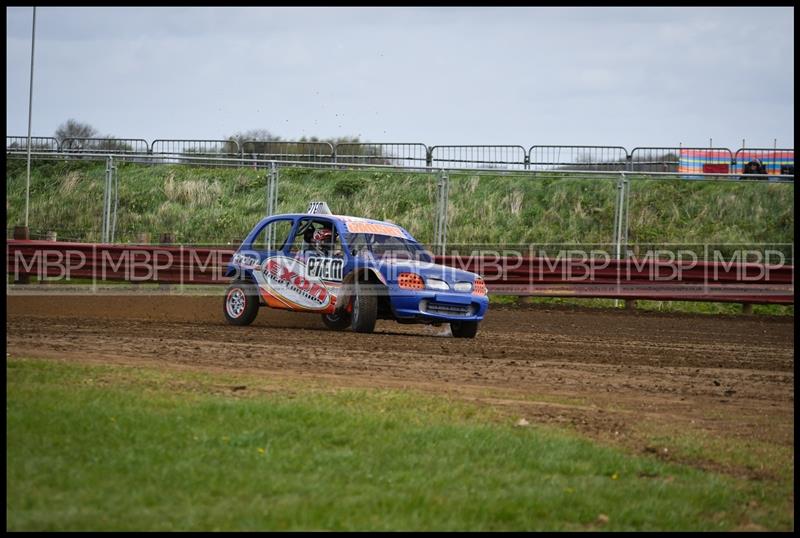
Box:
[434,170,449,256]
[266,162,278,248]
[612,172,628,307]
[159,232,174,293]
[12,226,30,284]
[102,156,111,243]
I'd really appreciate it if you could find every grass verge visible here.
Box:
[489,295,794,316]
[6,358,793,531]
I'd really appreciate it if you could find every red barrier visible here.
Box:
[5,240,794,304]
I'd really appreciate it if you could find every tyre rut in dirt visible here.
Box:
[223,281,260,326]
[451,320,479,338]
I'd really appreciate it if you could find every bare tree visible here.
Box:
[54,119,98,144]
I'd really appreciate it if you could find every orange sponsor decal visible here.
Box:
[344,220,405,238]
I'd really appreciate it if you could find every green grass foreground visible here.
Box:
[6,358,792,531]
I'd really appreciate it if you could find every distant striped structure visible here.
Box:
[678,149,732,179]
[734,150,794,175]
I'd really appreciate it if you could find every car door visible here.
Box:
[252,216,343,313]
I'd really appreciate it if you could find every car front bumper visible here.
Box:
[388,287,489,322]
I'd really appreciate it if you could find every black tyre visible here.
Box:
[451,320,479,338]
[322,311,351,331]
[223,281,260,326]
[351,287,377,334]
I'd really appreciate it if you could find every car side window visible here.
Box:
[288,218,344,258]
[251,219,294,252]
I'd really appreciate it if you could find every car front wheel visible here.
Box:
[223,281,260,326]
[351,287,377,333]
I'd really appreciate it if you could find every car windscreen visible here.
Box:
[344,233,432,262]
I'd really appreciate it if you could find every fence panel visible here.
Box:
[430,145,527,170]
[734,148,794,176]
[240,141,335,164]
[630,147,734,176]
[150,139,239,165]
[528,145,629,172]
[334,143,429,168]
[60,138,150,154]
[6,136,60,152]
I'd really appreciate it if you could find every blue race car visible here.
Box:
[223,202,489,337]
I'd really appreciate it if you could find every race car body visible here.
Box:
[223,202,489,337]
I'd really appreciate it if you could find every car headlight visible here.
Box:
[453,281,472,292]
[425,278,449,291]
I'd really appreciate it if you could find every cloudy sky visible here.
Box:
[5,6,794,150]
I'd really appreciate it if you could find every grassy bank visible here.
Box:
[5,158,794,248]
[6,358,793,531]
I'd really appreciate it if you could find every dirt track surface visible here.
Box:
[6,294,794,477]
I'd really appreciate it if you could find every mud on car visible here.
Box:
[224,202,489,338]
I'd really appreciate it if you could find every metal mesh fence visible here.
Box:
[150,139,239,165]
[6,136,60,152]
[528,146,629,172]
[60,138,149,154]
[430,145,527,170]
[335,143,429,168]
[240,141,335,165]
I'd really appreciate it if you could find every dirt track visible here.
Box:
[6,294,794,477]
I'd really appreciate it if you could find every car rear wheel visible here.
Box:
[351,287,377,333]
[451,320,479,338]
[322,311,351,330]
[223,281,260,326]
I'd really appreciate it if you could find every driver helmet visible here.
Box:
[312,227,333,254]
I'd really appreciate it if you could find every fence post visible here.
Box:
[612,172,628,307]
[622,177,631,252]
[434,170,449,256]
[100,156,118,244]
[12,226,31,284]
[102,156,111,243]
[159,232,175,293]
[266,162,278,248]
[612,172,627,261]
[426,147,433,168]
[110,158,118,243]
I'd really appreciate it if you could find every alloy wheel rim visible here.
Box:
[227,289,246,318]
